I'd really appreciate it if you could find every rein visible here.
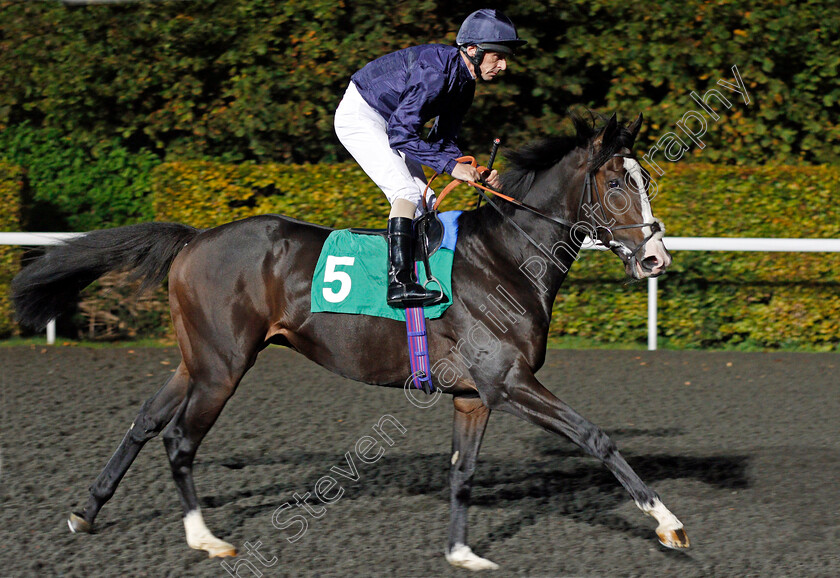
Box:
[423,157,583,268]
[424,154,661,266]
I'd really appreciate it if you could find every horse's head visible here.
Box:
[578,112,671,279]
[497,111,671,281]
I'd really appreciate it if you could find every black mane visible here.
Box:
[499,110,637,200]
[458,110,638,236]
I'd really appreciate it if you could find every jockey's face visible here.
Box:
[479,51,508,81]
[463,46,508,81]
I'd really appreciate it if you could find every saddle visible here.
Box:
[348,211,444,396]
[349,210,444,259]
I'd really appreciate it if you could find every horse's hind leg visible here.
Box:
[161,343,260,558]
[445,396,498,571]
[483,360,689,549]
[69,364,190,533]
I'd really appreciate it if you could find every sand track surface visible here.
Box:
[1,346,838,577]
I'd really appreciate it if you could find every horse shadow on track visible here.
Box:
[191,429,749,547]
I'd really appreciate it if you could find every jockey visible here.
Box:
[334,8,526,307]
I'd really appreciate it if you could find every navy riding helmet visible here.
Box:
[456,9,526,71]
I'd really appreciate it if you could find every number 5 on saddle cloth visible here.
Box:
[310,210,462,394]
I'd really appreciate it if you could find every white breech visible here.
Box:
[334,82,435,217]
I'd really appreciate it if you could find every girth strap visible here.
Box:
[405,306,434,394]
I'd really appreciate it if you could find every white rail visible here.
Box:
[644,237,840,350]
[0,232,82,245]
[2,233,839,349]
[663,237,840,253]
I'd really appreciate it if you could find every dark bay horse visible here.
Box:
[11,112,686,571]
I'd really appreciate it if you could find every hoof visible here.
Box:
[656,526,690,549]
[206,544,238,558]
[68,512,93,534]
[187,536,237,558]
[445,544,499,571]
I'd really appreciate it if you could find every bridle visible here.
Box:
[582,150,664,268]
[429,149,663,273]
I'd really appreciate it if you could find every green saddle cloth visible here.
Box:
[311,229,454,320]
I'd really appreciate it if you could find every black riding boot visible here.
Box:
[386,217,442,307]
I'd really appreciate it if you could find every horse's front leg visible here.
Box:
[445,395,497,571]
[480,359,689,549]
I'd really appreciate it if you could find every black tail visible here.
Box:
[11,222,201,330]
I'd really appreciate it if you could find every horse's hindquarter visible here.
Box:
[168,215,328,346]
[167,215,424,386]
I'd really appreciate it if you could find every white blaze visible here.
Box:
[621,157,669,275]
[623,157,654,238]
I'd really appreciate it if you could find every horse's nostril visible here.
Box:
[641,256,659,271]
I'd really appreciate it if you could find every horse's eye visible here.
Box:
[608,179,620,188]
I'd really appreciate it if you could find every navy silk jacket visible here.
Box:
[351,44,476,175]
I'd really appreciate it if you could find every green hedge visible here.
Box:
[2,0,838,165]
[152,160,840,350]
[0,161,23,337]
[153,161,389,229]
[0,124,159,231]
[555,164,840,349]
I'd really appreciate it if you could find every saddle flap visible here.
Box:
[413,211,444,259]
[348,211,444,260]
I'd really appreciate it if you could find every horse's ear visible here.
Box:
[628,113,644,141]
[601,113,618,147]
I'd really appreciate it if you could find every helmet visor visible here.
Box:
[477,42,523,56]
